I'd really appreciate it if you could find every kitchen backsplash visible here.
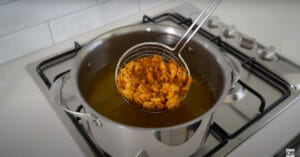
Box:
[1,0,300,65]
[0,0,170,64]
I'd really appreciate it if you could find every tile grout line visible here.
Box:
[47,21,55,44]
[53,0,142,43]
[138,0,141,11]
[37,0,110,24]
[0,0,111,38]
[0,0,18,7]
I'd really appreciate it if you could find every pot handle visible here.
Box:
[50,73,102,126]
[223,53,242,88]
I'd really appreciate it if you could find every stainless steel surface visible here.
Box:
[49,54,213,156]
[50,74,102,127]
[224,83,246,104]
[25,3,300,157]
[222,53,242,87]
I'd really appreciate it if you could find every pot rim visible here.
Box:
[70,23,232,131]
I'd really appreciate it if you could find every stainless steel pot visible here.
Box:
[50,24,241,157]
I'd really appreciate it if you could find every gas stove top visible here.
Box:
[27,4,300,157]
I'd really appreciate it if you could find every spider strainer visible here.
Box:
[115,0,222,112]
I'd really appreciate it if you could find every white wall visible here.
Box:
[0,0,170,64]
[0,0,300,64]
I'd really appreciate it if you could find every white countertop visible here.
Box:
[0,0,300,157]
[0,49,85,157]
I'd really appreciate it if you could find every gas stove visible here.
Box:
[27,4,300,157]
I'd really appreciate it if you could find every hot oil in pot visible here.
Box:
[85,63,215,128]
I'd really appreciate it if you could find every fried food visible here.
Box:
[116,55,192,111]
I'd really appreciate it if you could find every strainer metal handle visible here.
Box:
[172,0,222,55]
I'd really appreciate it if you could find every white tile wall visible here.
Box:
[172,3,202,18]
[1,0,299,65]
[0,23,53,64]
[0,0,17,6]
[0,0,169,64]
[49,0,139,43]
[140,0,170,11]
[0,0,99,36]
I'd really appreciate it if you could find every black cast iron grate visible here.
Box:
[36,13,291,157]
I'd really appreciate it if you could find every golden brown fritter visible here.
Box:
[116,55,192,111]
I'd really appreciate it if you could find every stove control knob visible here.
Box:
[260,46,277,61]
[207,16,220,28]
[239,34,256,49]
[223,25,237,38]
